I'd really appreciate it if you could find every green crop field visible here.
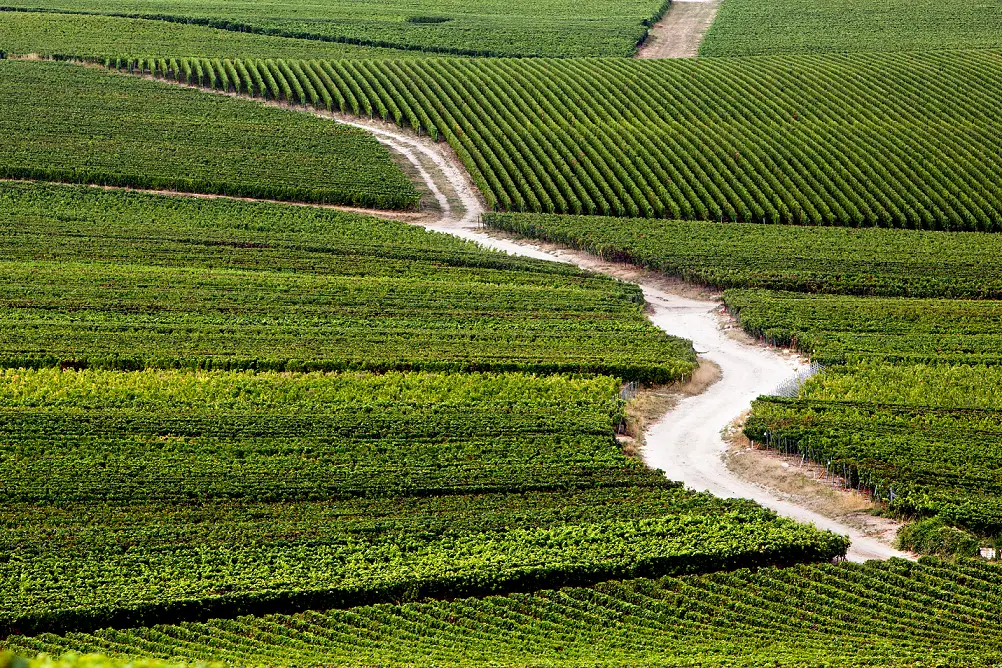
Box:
[7,559,1002,666]
[701,0,1002,56]
[0,368,845,636]
[484,212,1002,298]
[112,53,1002,230]
[724,290,1002,364]
[723,289,1002,540]
[6,0,1002,660]
[0,0,669,57]
[0,60,419,209]
[0,183,694,381]
[0,11,439,60]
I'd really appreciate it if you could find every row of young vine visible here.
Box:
[102,53,1002,229]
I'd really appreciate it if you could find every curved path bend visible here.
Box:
[336,114,911,563]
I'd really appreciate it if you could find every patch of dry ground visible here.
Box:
[636,0,722,59]
[619,360,722,458]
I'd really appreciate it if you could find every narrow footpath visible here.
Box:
[339,114,913,563]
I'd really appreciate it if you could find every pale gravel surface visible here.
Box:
[337,115,913,563]
[636,0,722,58]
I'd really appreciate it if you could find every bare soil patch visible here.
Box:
[621,360,722,456]
[637,0,722,59]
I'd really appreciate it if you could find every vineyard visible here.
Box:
[723,289,1002,364]
[0,183,693,381]
[6,0,1002,661]
[0,0,670,57]
[0,11,440,60]
[746,395,1002,537]
[701,0,1002,55]
[0,368,846,636]
[104,52,1002,230]
[485,212,1002,298]
[722,288,1002,539]
[6,559,1002,666]
[0,60,419,209]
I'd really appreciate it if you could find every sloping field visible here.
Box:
[726,289,1002,539]
[0,182,848,638]
[6,559,1002,666]
[701,0,1002,55]
[484,212,1002,298]
[0,0,669,57]
[725,290,1002,364]
[0,11,441,60]
[0,368,847,636]
[109,52,1002,229]
[0,60,419,209]
[0,183,694,381]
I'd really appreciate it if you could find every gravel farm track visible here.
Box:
[53,64,913,562]
[334,114,913,563]
[636,0,722,59]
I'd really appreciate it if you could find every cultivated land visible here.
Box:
[0,60,419,209]
[0,0,670,57]
[9,559,1002,666]
[0,182,693,380]
[497,206,1002,549]
[700,0,1002,55]
[4,0,1002,661]
[0,11,441,60]
[3,368,845,636]
[485,212,1002,298]
[111,53,1002,229]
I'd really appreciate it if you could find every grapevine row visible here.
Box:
[0,183,695,383]
[0,368,847,636]
[7,559,1002,666]
[106,53,1002,230]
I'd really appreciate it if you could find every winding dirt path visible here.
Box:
[51,65,909,561]
[335,115,911,562]
[636,0,721,59]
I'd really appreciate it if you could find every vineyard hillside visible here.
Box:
[5,0,1002,662]
[701,0,1002,55]
[7,559,1002,666]
[0,60,419,209]
[0,0,671,57]
[0,182,694,380]
[0,11,443,60]
[108,53,1002,230]
[485,212,1002,298]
